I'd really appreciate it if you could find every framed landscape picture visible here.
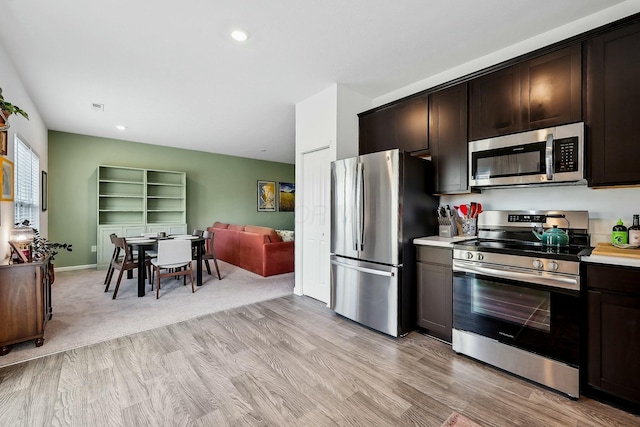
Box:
[42,171,48,211]
[257,180,276,212]
[1,157,14,201]
[0,131,7,156]
[278,182,295,212]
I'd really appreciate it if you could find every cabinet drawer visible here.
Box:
[416,246,452,265]
[586,264,640,295]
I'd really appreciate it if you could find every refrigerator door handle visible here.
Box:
[352,162,359,251]
[357,162,365,251]
[330,259,395,277]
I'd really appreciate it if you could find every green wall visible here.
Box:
[48,131,295,268]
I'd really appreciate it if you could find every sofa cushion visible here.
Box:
[212,221,229,229]
[208,222,294,277]
[275,229,294,242]
[229,224,245,231]
[244,225,282,242]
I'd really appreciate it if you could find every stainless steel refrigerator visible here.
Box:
[330,149,439,337]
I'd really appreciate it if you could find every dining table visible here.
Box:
[127,236,206,297]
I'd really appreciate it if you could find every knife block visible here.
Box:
[439,222,457,237]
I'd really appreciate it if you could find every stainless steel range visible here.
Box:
[452,210,590,398]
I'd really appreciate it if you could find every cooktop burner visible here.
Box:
[454,238,589,261]
[452,209,591,262]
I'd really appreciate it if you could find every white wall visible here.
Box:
[442,186,640,246]
[336,85,371,161]
[373,0,640,246]
[294,85,337,296]
[375,0,640,106]
[294,84,371,296]
[0,40,48,261]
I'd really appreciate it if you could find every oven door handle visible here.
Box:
[453,260,579,291]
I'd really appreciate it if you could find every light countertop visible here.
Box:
[581,254,640,268]
[413,235,475,248]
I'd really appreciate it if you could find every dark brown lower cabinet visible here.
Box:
[416,245,452,343]
[585,263,640,412]
[0,259,52,355]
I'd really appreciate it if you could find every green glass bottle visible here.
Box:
[612,219,628,245]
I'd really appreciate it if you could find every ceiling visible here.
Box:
[0,0,628,164]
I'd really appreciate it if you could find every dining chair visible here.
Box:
[151,239,195,299]
[105,237,152,299]
[201,230,221,280]
[192,229,204,237]
[103,233,119,286]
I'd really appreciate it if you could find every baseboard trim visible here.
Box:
[55,264,97,272]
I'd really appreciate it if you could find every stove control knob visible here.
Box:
[466,252,474,260]
[548,261,559,271]
[477,253,484,261]
[533,259,543,269]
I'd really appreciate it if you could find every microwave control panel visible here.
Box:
[554,137,579,172]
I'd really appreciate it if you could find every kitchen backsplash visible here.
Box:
[441,184,640,247]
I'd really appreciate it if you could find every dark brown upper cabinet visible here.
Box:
[359,105,396,154]
[469,44,581,141]
[359,94,428,155]
[469,65,521,141]
[521,44,582,130]
[586,21,640,187]
[429,83,469,194]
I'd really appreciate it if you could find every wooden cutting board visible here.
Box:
[591,242,640,259]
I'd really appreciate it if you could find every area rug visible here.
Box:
[0,261,294,368]
[442,412,482,427]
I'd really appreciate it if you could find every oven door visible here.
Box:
[453,267,580,366]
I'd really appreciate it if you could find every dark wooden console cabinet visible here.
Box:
[0,258,52,355]
[416,245,453,343]
[469,43,582,141]
[585,263,640,412]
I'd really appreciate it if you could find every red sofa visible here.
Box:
[207,222,294,277]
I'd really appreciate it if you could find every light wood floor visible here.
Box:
[0,295,637,427]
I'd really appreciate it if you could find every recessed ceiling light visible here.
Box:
[231,30,248,42]
[116,125,127,131]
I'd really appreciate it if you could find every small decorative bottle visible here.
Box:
[628,215,640,245]
[612,219,628,245]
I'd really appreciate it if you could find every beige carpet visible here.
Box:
[442,412,482,427]
[0,261,294,368]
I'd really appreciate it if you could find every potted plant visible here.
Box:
[14,220,72,284]
[0,86,29,130]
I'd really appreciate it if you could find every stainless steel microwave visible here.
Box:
[469,122,585,188]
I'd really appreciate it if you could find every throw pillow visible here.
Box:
[275,229,294,242]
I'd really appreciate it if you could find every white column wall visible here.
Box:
[0,40,48,260]
[293,84,371,296]
[294,85,338,296]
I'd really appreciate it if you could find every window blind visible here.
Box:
[14,135,40,229]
